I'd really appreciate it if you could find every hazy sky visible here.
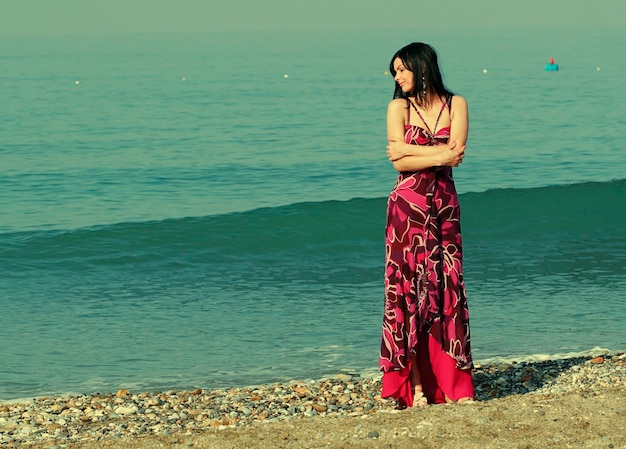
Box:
[1,0,624,35]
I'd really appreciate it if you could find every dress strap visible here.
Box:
[410,97,449,136]
[406,98,411,125]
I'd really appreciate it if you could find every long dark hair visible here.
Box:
[389,42,452,107]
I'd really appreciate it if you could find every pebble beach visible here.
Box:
[1,352,625,449]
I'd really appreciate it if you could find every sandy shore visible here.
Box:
[2,352,625,449]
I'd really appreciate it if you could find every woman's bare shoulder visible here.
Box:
[388,98,408,112]
[450,95,468,119]
[451,94,468,108]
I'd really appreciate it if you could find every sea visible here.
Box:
[1,26,624,401]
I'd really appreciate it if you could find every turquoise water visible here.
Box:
[1,27,625,400]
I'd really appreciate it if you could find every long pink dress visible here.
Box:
[379,97,474,407]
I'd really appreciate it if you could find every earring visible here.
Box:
[421,75,426,100]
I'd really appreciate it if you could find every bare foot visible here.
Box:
[409,361,427,407]
[413,387,429,407]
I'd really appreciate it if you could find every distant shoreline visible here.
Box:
[0,346,620,404]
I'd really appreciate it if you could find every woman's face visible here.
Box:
[393,57,414,93]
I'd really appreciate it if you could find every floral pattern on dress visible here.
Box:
[379,123,473,374]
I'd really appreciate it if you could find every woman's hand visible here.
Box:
[441,141,466,167]
[385,136,466,171]
[386,137,408,161]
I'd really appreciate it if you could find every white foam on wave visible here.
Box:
[0,392,78,405]
[474,346,612,367]
[341,346,618,380]
[2,347,620,404]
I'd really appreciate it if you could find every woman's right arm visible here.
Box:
[386,99,464,172]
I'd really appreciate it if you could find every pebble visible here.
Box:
[0,352,623,446]
[114,405,138,416]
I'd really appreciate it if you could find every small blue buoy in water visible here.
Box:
[545,56,559,71]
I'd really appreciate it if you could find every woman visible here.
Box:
[379,42,474,408]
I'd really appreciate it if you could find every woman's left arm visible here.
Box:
[448,95,469,150]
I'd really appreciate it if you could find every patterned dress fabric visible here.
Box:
[379,97,473,406]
